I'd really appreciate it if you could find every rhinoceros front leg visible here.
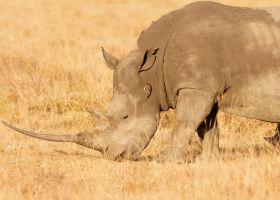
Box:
[157,89,216,163]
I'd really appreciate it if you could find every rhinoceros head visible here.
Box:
[3,47,161,161]
[93,47,161,160]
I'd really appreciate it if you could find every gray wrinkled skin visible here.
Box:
[3,1,280,163]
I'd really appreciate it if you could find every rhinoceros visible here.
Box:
[3,1,280,163]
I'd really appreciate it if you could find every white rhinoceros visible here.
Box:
[3,1,280,163]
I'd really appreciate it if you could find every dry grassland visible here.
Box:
[1,0,280,199]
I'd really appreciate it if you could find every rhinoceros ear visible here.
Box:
[101,47,120,70]
[139,48,159,72]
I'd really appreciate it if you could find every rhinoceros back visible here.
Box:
[137,5,191,50]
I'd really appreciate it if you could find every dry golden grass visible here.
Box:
[1,0,280,199]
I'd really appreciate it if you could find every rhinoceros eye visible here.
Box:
[123,115,128,119]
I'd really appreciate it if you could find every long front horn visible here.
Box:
[2,121,76,143]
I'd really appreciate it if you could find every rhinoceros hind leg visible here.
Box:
[264,123,280,146]
[196,103,220,162]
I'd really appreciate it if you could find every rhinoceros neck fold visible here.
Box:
[137,7,185,111]
[158,43,171,111]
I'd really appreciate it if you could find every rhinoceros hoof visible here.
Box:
[195,152,221,163]
[155,147,187,164]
